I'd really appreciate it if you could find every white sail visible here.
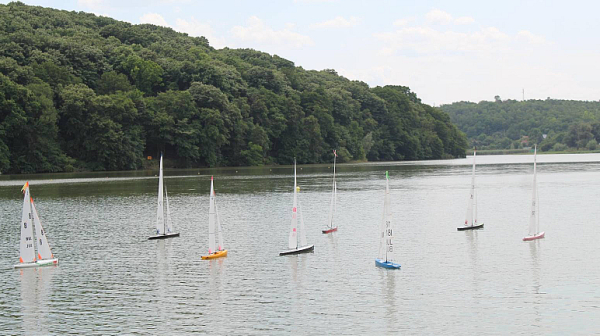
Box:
[288,160,298,249]
[208,176,217,254]
[334,180,337,219]
[528,145,538,236]
[378,203,386,260]
[383,172,394,262]
[31,198,53,260]
[327,153,337,229]
[465,150,476,226]
[165,185,174,234]
[215,197,225,251]
[19,184,36,263]
[156,154,165,234]
[474,191,478,225]
[298,202,308,247]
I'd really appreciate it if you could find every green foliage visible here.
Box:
[586,139,597,150]
[240,142,264,166]
[96,71,133,95]
[552,143,567,151]
[443,99,600,151]
[0,2,468,173]
[121,55,163,95]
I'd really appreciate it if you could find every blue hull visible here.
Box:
[375,258,401,269]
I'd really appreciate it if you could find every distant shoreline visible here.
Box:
[467,148,600,155]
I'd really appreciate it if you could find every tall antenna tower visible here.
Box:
[522,88,525,101]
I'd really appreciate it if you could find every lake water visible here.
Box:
[1,154,600,335]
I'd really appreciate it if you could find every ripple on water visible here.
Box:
[1,155,600,334]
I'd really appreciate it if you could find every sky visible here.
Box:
[2,0,600,105]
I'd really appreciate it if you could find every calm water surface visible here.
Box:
[1,154,600,335]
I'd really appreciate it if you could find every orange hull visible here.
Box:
[201,250,228,260]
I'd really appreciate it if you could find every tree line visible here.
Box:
[0,2,467,173]
[441,97,600,152]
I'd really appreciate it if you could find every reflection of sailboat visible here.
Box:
[465,230,481,294]
[280,160,314,256]
[524,145,545,241]
[458,149,484,231]
[19,266,56,335]
[155,240,168,333]
[149,154,180,240]
[380,270,398,332]
[202,176,228,260]
[375,171,401,269]
[322,149,338,234]
[529,240,544,327]
[529,241,543,293]
[14,182,58,268]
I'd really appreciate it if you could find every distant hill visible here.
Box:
[441,98,600,151]
[0,2,467,173]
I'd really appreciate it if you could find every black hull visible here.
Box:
[457,223,484,231]
[148,233,180,240]
[279,245,315,256]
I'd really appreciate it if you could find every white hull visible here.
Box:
[14,258,58,269]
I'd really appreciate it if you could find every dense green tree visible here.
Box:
[96,71,134,95]
[443,99,600,151]
[0,74,67,173]
[0,2,467,173]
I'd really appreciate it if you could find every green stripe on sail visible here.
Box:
[385,171,389,179]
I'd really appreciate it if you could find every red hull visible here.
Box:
[322,227,338,234]
[523,232,545,241]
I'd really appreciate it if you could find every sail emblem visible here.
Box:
[293,207,297,212]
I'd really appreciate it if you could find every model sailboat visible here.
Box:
[523,145,545,241]
[375,171,400,269]
[458,149,484,231]
[202,176,228,259]
[14,182,58,268]
[322,149,338,234]
[149,154,180,240]
[280,160,314,256]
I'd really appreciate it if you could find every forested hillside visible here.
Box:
[0,2,467,173]
[442,98,600,152]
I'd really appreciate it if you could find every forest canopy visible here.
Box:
[441,98,600,152]
[0,2,467,173]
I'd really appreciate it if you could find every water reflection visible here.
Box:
[19,267,56,335]
[2,154,599,334]
[326,231,338,253]
[155,240,168,334]
[208,258,226,303]
[528,240,544,328]
[529,241,543,295]
[466,230,480,284]
[379,270,397,332]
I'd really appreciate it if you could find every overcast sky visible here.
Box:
[3,0,599,105]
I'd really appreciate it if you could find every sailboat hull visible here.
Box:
[322,227,338,234]
[457,223,484,231]
[375,258,401,269]
[523,232,545,241]
[279,244,314,256]
[201,249,228,260]
[14,258,58,269]
[148,232,180,240]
